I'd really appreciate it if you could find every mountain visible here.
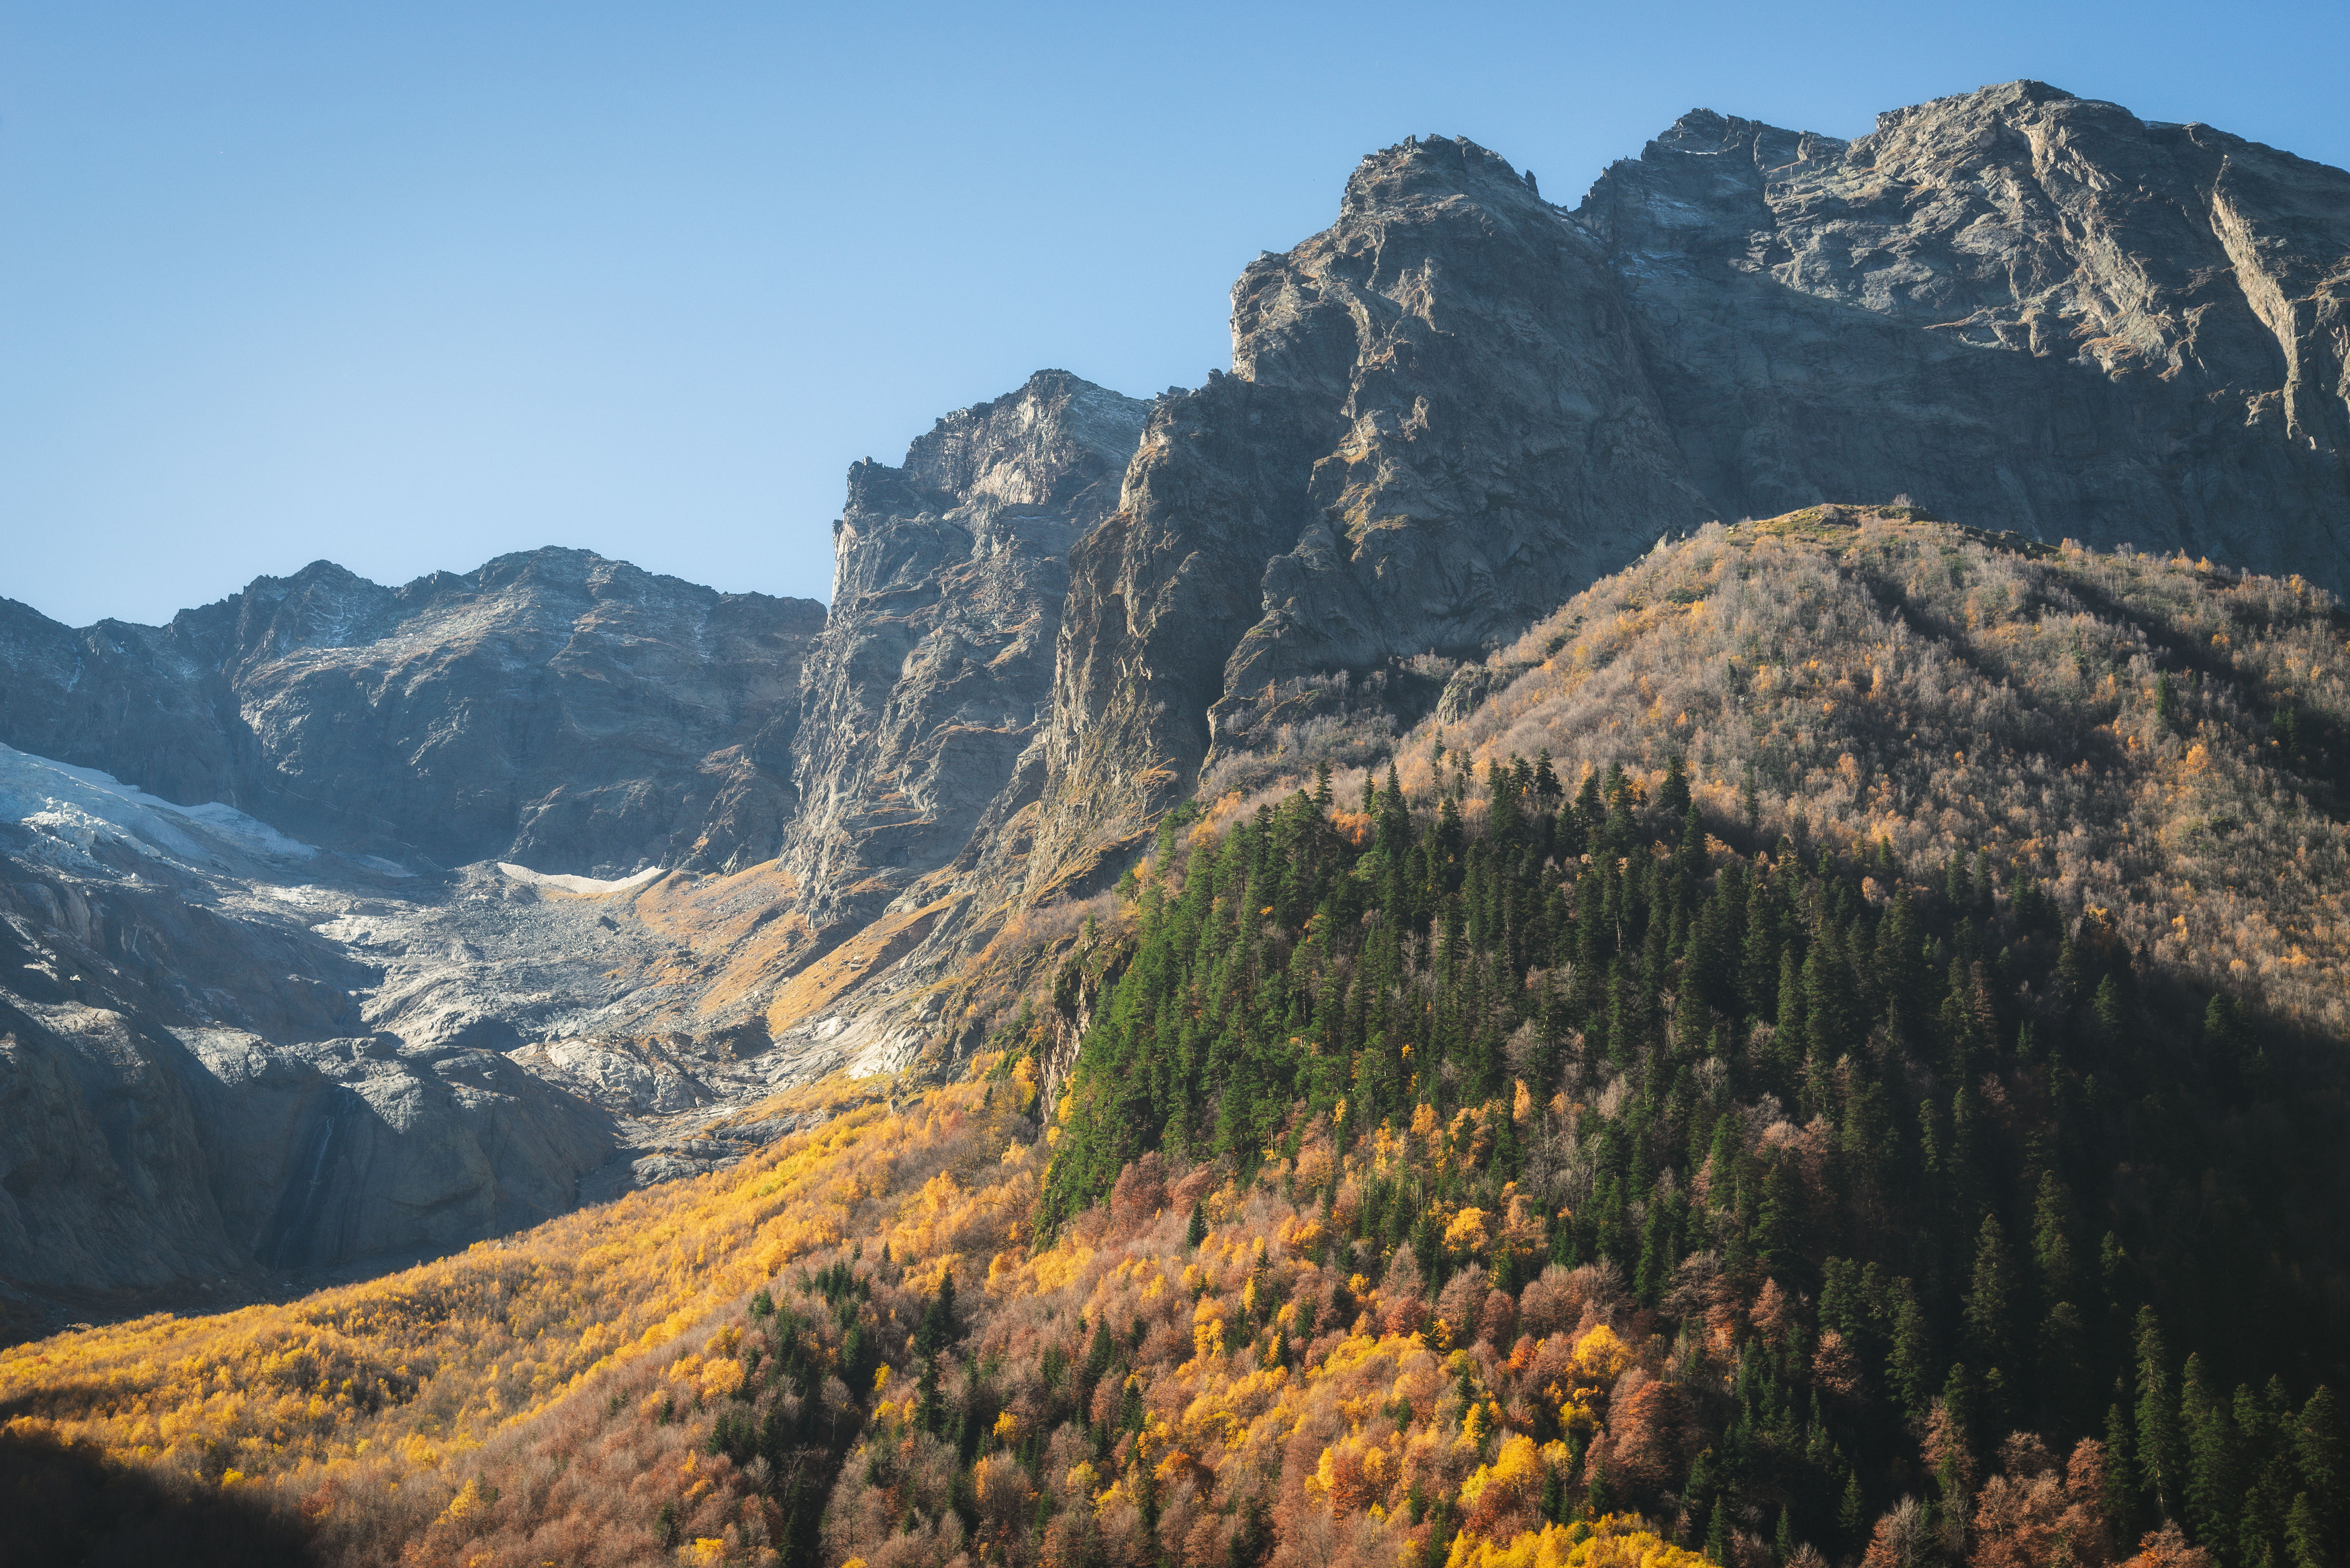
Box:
[0,547,826,878]
[6,75,2350,1568]
[782,82,2350,1083]
[9,507,2347,1568]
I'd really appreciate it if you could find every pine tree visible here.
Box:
[2032,1171,2077,1306]
[2287,1491,2326,1568]
[2107,1397,2143,1549]
[2238,1382,2296,1568]
[1684,1450,1715,1547]
[2137,1307,2181,1520]
[2295,1387,2346,1563]
[2094,973,2126,1044]
[2181,1353,2243,1551]
[1803,926,1859,1067]
[1962,1214,2016,1386]
[1887,1279,1934,1422]
[1660,754,1691,819]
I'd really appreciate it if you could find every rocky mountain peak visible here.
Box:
[897,369,1145,514]
[1642,107,1840,176]
[778,371,1146,938]
[0,549,827,876]
[1337,134,1547,223]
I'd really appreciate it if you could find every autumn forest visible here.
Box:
[7,512,2350,1568]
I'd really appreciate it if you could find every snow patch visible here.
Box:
[496,861,661,897]
[0,743,317,865]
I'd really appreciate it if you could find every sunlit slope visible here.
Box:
[7,509,2350,1568]
[1430,507,2350,1026]
[0,1069,1043,1565]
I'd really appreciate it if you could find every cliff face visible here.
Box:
[0,748,618,1309]
[780,371,1146,932]
[1000,83,2350,909]
[1579,81,2350,583]
[0,548,827,878]
[1025,139,1713,881]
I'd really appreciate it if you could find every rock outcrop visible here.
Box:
[0,548,827,877]
[1578,80,2350,585]
[1001,84,2350,908]
[0,758,617,1305]
[780,371,1146,932]
[1023,138,1715,880]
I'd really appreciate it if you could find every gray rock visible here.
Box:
[781,370,1145,931]
[1577,80,2350,585]
[0,548,826,878]
[1005,85,2350,903]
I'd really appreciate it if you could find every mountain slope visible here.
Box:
[792,83,2350,1083]
[10,516,2347,1568]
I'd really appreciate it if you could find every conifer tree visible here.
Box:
[1961,1214,2016,1396]
[2181,1353,2242,1551]
[2107,1397,2144,1549]
[1660,754,1691,819]
[1887,1279,1933,1422]
[2137,1308,2181,1520]
[2295,1387,2346,1562]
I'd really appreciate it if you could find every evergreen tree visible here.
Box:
[1887,1279,1934,1422]
[2032,1171,2077,1306]
[1962,1213,2016,1386]
[1659,754,1691,820]
[2107,1398,2143,1549]
[2137,1308,2182,1520]
[2295,1387,2346,1563]
[2181,1353,2243,1551]
[2094,973,2126,1044]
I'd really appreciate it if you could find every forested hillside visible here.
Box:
[1029,509,2350,1568]
[7,511,2349,1568]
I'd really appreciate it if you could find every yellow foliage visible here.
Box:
[1459,1432,1547,1505]
[0,1068,1039,1519]
[1570,1324,1631,1383]
[1446,1516,1711,1568]
[698,1357,745,1401]
[1446,1208,1491,1255]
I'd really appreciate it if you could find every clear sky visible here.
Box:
[5,1,2345,628]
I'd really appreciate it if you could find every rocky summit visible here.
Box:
[4,80,2348,1333]
[0,546,826,879]
[1015,84,2350,893]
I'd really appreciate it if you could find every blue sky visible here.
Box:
[5,1,2345,627]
